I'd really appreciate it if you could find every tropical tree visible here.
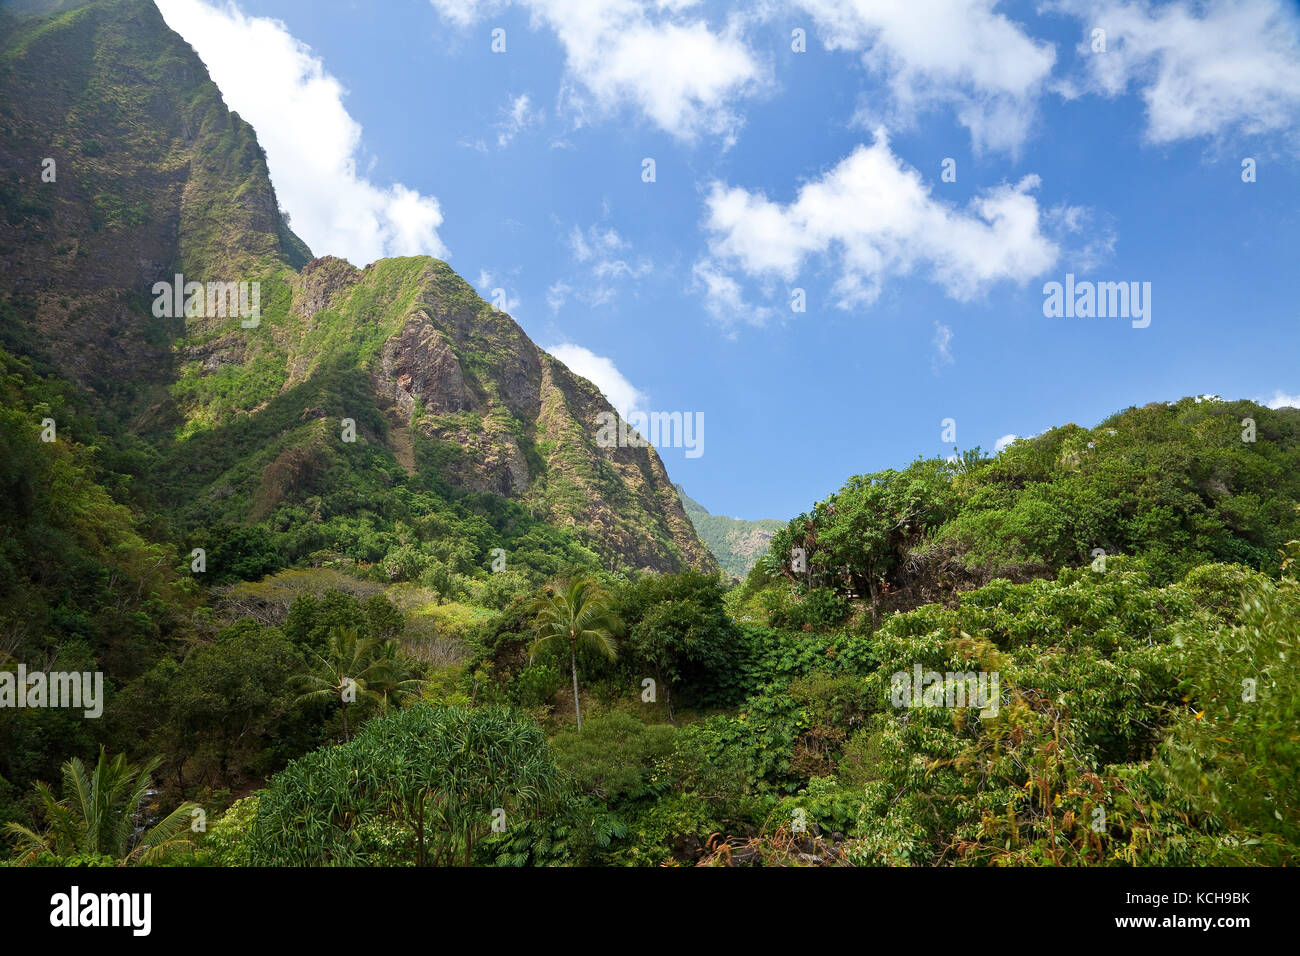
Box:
[809,462,954,622]
[244,704,560,866]
[528,576,623,730]
[377,705,560,865]
[296,626,387,741]
[366,638,426,713]
[4,748,199,865]
[620,571,736,722]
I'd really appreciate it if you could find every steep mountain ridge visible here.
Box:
[0,0,714,574]
[0,0,308,404]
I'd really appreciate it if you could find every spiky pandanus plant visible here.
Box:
[528,576,623,730]
[4,748,199,865]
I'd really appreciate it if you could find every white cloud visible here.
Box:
[592,258,652,281]
[797,0,1057,154]
[700,130,1061,312]
[551,223,651,310]
[993,433,1018,452]
[1263,390,1300,409]
[430,0,485,26]
[1059,0,1300,147]
[156,0,446,267]
[691,259,774,329]
[545,343,648,418]
[495,92,542,147]
[567,224,626,263]
[1049,202,1116,272]
[428,0,764,140]
[932,322,954,371]
[546,280,572,311]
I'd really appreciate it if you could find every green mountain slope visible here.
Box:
[0,0,715,577]
[747,396,1300,624]
[0,0,309,405]
[676,484,781,578]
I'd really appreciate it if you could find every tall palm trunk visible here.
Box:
[570,642,582,730]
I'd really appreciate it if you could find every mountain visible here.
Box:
[0,0,715,577]
[676,484,782,578]
[4,0,1299,877]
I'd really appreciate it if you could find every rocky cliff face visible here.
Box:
[309,254,716,572]
[0,0,715,574]
[0,0,309,398]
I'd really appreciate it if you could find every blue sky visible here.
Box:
[155,0,1300,521]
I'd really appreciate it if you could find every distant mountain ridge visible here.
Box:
[675,484,782,578]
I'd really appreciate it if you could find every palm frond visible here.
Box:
[131,801,200,865]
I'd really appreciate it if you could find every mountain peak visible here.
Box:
[0,0,714,574]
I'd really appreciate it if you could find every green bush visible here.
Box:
[510,661,564,708]
[550,711,675,803]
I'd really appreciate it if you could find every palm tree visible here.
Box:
[367,639,426,713]
[4,748,198,865]
[528,576,623,730]
[296,626,387,741]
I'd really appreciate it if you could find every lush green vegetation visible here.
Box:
[5,349,1296,866]
[752,398,1300,612]
[677,484,782,579]
[1,0,1297,870]
[4,748,199,866]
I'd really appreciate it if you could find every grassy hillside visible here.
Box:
[740,396,1300,627]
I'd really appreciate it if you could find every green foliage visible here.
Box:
[528,575,623,729]
[550,711,676,803]
[510,661,564,708]
[242,704,559,866]
[769,459,955,613]
[829,561,1286,865]
[419,560,468,604]
[613,793,725,866]
[760,399,1300,617]
[478,568,535,610]
[4,748,198,865]
[201,795,260,867]
[295,626,423,741]
[477,790,622,866]
[764,586,851,631]
[111,620,305,790]
[618,570,740,714]
[0,347,181,682]
[283,589,403,652]
[539,553,1299,867]
[1156,544,1300,862]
